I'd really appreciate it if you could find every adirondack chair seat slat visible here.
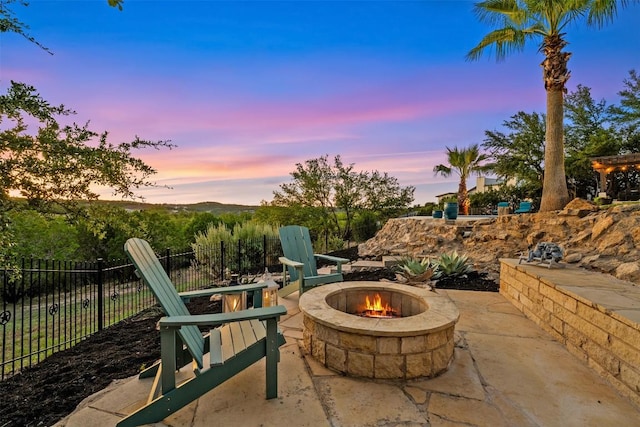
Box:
[278,225,348,297]
[119,238,287,427]
[213,319,271,364]
[209,329,223,366]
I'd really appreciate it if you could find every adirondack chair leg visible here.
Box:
[117,341,280,427]
[160,327,178,393]
[277,279,301,298]
[140,335,192,380]
[147,364,162,404]
[265,318,279,399]
[278,263,306,297]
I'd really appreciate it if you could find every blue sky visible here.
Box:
[2,0,639,205]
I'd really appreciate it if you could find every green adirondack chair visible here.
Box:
[277,225,348,297]
[118,238,287,427]
[514,201,533,213]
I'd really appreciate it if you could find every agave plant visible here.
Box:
[432,250,474,279]
[395,256,435,285]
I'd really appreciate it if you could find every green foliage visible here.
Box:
[352,211,379,242]
[433,251,474,280]
[192,220,279,279]
[482,74,640,201]
[8,210,80,260]
[271,155,414,240]
[183,212,221,240]
[611,69,640,154]
[482,111,545,193]
[0,81,172,264]
[0,82,173,204]
[564,85,620,198]
[323,235,346,253]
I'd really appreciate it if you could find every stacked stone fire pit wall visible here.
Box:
[358,199,640,285]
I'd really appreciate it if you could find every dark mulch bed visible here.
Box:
[0,298,216,427]
[0,251,497,427]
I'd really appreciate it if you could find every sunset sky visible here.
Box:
[2,1,639,206]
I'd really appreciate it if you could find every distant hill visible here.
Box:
[93,200,260,214]
[8,197,260,215]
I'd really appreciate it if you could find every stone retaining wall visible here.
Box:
[500,259,640,408]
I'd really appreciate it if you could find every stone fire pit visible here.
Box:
[299,281,459,379]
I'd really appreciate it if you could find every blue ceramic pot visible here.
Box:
[432,210,443,219]
[443,203,458,220]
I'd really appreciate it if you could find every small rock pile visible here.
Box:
[358,199,640,284]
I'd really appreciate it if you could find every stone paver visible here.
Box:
[314,376,428,426]
[56,289,640,427]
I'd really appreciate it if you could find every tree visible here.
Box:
[482,111,545,193]
[467,0,637,211]
[611,69,640,153]
[564,85,620,197]
[1,82,172,206]
[0,0,123,53]
[271,155,414,239]
[433,145,491,215]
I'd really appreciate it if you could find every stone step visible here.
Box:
[382,255,403,268]
[350,260,384,271]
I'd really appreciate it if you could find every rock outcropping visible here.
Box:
[358,199,640,284]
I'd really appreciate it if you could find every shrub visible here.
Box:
[191,221,279,279]
[433,251,474,279]
[352,211,379,241]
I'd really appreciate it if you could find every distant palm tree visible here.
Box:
[467,0,637,212]
[433,145,491,215]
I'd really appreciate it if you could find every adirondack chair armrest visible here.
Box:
[315,254,348,273]
[159,305,287,328]
[278,256,304,269]
[178,282,268,302]
[315,254,348,264]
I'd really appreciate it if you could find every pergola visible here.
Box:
[591,153,640,199]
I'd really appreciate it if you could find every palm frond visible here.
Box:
[467,26,540,61]
[433,164,452,177]
[587,0,632,27]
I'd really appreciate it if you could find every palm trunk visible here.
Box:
[458,178,469,215]
[539,34,571,212]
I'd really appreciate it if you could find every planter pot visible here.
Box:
[432,210,443,219]
[444,202,458,220]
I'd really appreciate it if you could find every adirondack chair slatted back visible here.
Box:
[515,201,532,213]
[279,225,318,281]
[125,238,205,368]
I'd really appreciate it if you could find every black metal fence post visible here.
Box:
[165,248,172,277]
[237,240,242,276]
[97,258,104,331]
[220,241,225,282]
[263,235,267,271]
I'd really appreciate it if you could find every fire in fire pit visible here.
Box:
[361,293,399,318]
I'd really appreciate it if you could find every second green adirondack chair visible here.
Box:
[278,225,348,297]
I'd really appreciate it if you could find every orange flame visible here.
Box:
[363,293,396,318]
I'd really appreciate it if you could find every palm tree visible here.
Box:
[467,0,637,212]
[433,144,491,215]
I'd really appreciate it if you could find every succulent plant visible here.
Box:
[432,250,474,279]
[395,256,435,284]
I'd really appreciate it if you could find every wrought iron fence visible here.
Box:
[0,236,282,379]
